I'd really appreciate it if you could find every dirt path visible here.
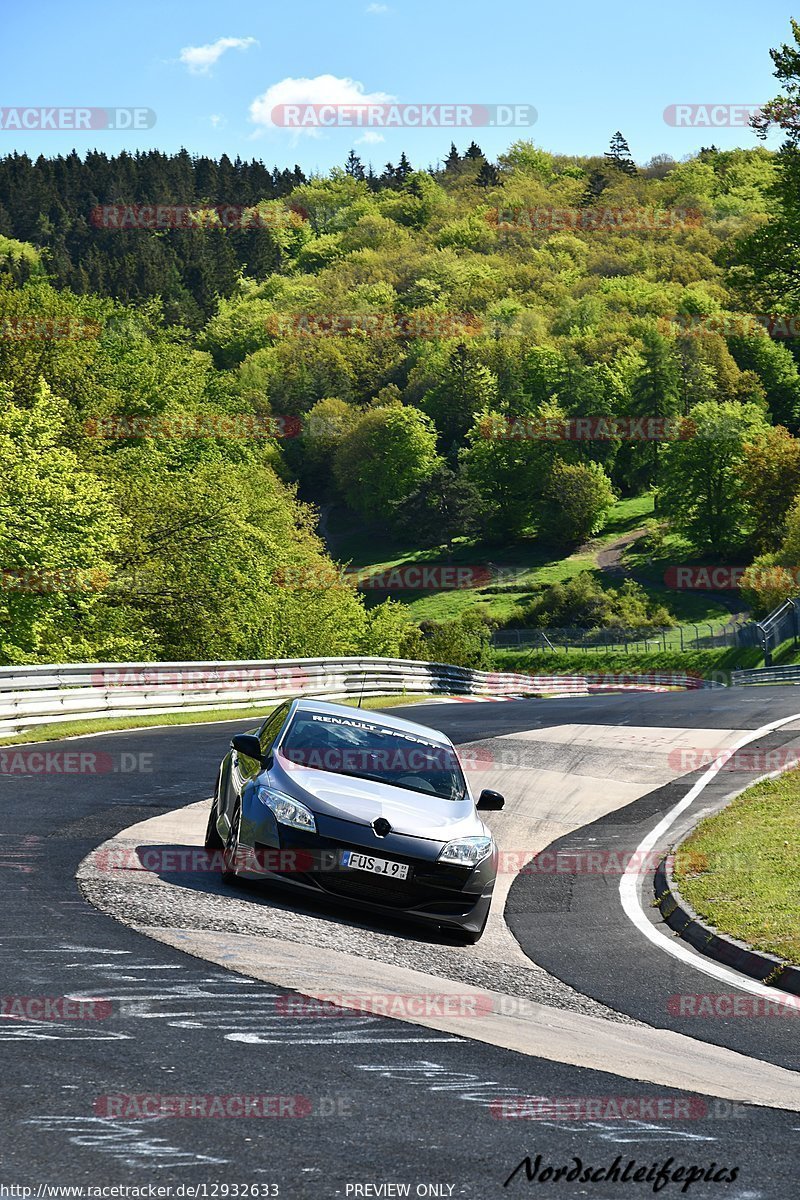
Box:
[592,528,647,578]
[581,528,747,618]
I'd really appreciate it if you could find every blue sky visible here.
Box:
[1,0,793,171]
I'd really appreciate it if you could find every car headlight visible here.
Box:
[257,786,317,833]
[438,836,493,867]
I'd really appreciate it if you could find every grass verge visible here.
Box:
[494,637,800,682]
[673,768,800,965]
[0,693,434,748]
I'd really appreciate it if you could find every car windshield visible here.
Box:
[279,711,467,801]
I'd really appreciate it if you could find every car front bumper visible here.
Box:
[234,807,496,934]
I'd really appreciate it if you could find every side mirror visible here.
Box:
[477,789,505,811]
[231,733,269,767]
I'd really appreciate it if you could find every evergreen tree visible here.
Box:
[604,131,637,176]
[625,328,680,493]
[464,141,484,160]
[420,344,499,456]
[396,152,413,182]
[444,143,461,173]
[581,168,610,205]
[390,463,482,547]
[344,150,366,180]
[476,161,499,188]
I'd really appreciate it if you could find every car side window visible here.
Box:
[258,703,290,754]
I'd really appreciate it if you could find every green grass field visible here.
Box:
[673,769,800,964]
[325,494,739,627]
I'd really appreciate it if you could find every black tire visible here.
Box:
[204,793,224,851]
[221,803,242,885]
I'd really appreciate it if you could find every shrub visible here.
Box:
[520,572,674,631]
[407,611,495,671]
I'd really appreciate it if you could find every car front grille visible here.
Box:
[254,837,476,911]
[312,871,431,908]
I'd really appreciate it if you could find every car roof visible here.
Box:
[289,698,452,746]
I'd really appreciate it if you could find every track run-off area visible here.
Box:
[2,686,799,1196]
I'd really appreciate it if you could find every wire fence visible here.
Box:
[492,617,757,653]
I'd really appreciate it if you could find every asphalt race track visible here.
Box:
[2,687,799,1197]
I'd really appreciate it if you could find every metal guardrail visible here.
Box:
[0,657,721,736]
[731,664,800,686]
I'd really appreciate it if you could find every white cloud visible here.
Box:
[180,36,258,76]
[250,74,396,138]
[366,3,390,13]
[356,131,385,144]
[209,114,226,129]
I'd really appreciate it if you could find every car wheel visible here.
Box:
[221,803,242,885]
[204,789,224,851]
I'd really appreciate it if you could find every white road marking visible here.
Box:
[619,709,800,1005]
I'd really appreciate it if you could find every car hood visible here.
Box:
[265,755,483,840]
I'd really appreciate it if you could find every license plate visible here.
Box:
[341,850,410,880]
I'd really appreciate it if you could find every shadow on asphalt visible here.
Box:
[132,841,472,948]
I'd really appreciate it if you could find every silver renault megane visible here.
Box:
[205,698,504,943]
